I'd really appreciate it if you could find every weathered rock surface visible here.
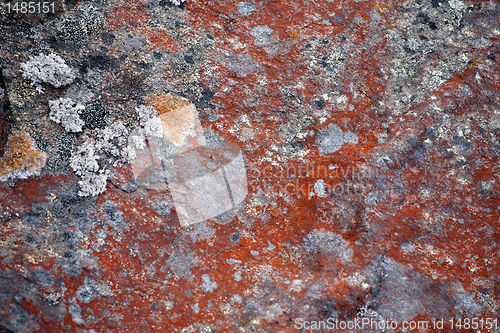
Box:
[0,0,499,332]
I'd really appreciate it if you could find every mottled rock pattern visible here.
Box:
[0,0,499,332]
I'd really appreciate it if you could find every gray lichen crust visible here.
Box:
[315,123,359,154]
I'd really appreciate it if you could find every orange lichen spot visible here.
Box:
[0,131,47,181]
[467,58,484,69]
[145,92,190,115]
[374,3,388,10]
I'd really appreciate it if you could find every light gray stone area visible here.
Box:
[250,25,273,46]
[237,2,255,16]
[200,274,217,292]
[304,230,352,263]
[315,123,359,154]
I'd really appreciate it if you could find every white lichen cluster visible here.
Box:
[70,141,108,197]
[18,52,167,196]
[97,122,135,167]
[46,96,161,197]
[136,105,164,138]
[20,53,76,93]
[70,105,165,196]
[70,121,134,197]
[168,0,186,6]
[126,105,164,160]
[49,98,85,132]
[313,179,328,198]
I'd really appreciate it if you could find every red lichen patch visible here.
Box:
[103,0,150,30]
[108,164,135,190]
[143,28,180,52]
[0,174,72,218]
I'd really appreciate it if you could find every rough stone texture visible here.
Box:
[0,0,499,332]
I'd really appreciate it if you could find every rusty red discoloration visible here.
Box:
[0,0,499,331]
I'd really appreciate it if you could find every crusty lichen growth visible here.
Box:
[0,131,47,182]
[70,121,133,197]
[49,98,85,132]
[20,53,76,93]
